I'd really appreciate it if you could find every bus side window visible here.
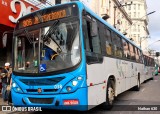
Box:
[138,49,143,63]
[112,33,123,58]
[105,28,112,56]
[90,20,101,54]
[122,39,130,59]
[84,19,101,54]
[83,17,103,64]
[117,36,123,58]
[82,19,91,52]
[135,47,140,62]
[111,33,117,57]
[143,55,146,65]
[129,44,136,61]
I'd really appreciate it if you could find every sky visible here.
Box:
[146,0,160,52]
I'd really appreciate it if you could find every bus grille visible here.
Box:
[26,89,58,93]
[20,77,65,86]
[28,98,53,104]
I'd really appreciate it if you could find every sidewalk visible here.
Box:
[0,93,8,105]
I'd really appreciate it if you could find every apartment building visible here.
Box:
[124,0,149,54]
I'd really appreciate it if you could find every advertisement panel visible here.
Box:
[0,0,39,27]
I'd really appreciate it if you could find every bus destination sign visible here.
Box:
[20,9,67,28]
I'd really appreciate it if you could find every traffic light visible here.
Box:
[156,52,159,57]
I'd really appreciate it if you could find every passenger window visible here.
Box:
[85,20,101,54]
[138,49,143,63]
[129,44,136,61]
[105,28,112,56]
[83,17,103,64]
[135,48,140,62]
[112,34,123,58]
[122,39,130,59]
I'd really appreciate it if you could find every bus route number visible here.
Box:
[54,84,63,89]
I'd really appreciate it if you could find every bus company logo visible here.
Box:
[37,88,42,93]
[2,106,12,111]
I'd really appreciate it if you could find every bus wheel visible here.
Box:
[102,80,114,110]
[134,78,140,91]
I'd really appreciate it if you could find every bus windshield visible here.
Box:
[13,20,80,74]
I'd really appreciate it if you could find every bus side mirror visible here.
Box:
[90,21,98,37]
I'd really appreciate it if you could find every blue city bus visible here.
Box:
[12,1,144,111]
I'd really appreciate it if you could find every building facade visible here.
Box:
[124,0,149,54]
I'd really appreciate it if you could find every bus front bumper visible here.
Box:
[11,87,88,111]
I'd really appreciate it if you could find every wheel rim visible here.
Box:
[108,87,114,104]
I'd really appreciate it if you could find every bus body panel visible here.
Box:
[86,60,106,107]
[87,57,144,106]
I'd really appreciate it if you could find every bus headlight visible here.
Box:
[60,76,83,93]
[72,81,78,86]
[12,81,23,93]
[12,83,16,88]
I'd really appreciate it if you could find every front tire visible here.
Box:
[102,80,115,110]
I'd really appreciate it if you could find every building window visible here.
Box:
[133,25,136,32]
[134,4,136,10]
[138,12,140,18]
[129,12,131,17]
[138,4,140,10]
[133,34,136,39]
[128,5,131,10]
[134,12,136,17]
[138,25,140,32]
[138,37,140,43]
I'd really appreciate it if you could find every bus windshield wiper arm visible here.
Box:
[24,28,33,44]
[43,20,62,54]
[43,20,59,41]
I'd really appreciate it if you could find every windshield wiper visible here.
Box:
[24,28,33,44]
[43,20,62,54]
[43,20,59,41]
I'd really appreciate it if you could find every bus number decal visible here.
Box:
[54,84,63,89]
